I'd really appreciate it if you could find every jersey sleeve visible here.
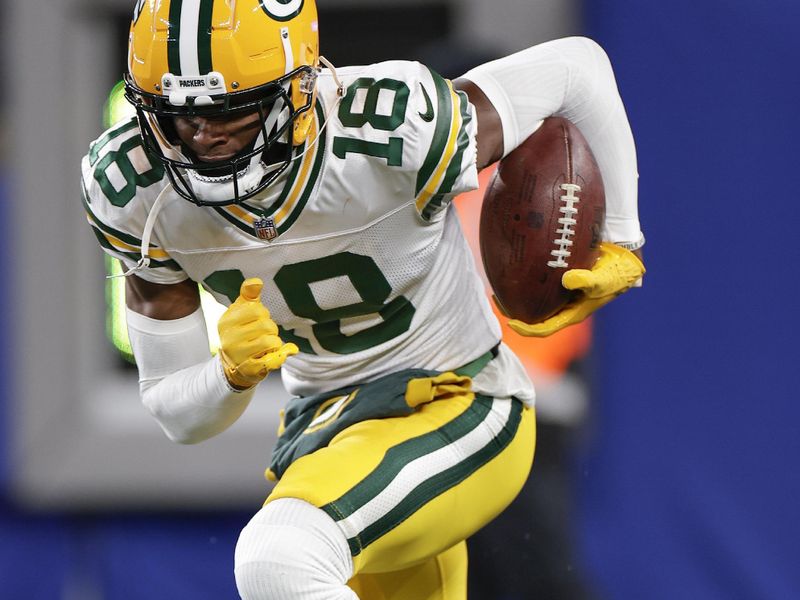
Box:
[404,63,480,221]
[80,118,188,285]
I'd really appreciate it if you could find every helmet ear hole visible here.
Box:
[302,44,316,67]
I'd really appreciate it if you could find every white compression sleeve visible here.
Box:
[235,498,357,600]
[126,307,256,444]
[463,36,643,245]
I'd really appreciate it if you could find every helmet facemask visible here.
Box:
[125,65,317,207]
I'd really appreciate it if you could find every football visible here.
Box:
[479,117,605,324]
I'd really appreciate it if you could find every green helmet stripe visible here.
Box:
[168,0,215,76]
[167,0,183,75]
[197,0,214,75]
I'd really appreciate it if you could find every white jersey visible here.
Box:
[81,60,534,402]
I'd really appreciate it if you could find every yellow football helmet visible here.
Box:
[125,0,319,206]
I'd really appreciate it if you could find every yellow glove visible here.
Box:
[508,242,646,337]
[218,278,299,389]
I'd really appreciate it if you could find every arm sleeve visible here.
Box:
[462,36,642,245]
[126,307,256,444]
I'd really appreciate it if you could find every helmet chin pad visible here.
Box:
[187,161,270,203]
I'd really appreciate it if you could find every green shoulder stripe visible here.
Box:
[81,181,145,248]
[81,180,179,270]
[89,226,182,271]
[421,89,473,221]
[415,68,454,196]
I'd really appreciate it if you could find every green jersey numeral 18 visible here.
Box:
[333,78,409,166]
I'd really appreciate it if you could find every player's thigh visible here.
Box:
[267,392,536,575]
[348,541,467,600]
[357,399,535,574]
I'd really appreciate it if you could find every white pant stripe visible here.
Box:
[179,0,201,76]
[336,398,513,540]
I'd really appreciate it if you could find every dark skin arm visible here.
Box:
[126,273,200,319]
[452,78,504,171]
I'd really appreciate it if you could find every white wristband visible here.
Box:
[612,234,646,251]
[127,307,256,444]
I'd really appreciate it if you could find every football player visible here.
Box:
[81,1,645,598]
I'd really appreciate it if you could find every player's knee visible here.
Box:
[234,498,356,599]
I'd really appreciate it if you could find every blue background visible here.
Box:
[2,1,799,597]
[577,1,800,598]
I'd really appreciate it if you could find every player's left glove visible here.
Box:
[218,278,299,389]
[508,242,645,337]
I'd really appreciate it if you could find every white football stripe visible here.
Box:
[179,0,201,76]
[336,398,512,540]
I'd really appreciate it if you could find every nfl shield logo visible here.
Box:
[253,216,278,241]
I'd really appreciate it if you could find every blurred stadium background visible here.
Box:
[2,0,799,598]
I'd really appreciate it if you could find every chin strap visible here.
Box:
[319,56,344,96]
[107,183,173,279]
[288,56,345,165]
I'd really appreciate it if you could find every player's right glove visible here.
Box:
[218,278,298,389]
[508,242,645,337]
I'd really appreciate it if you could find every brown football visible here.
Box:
[479,117,605,324]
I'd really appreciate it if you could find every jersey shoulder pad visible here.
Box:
[81,117,183,282]
[321,60,479,221]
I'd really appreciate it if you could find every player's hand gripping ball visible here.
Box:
[480,117,644,336]
[508,242,645,337]
[218,278,299,389]
[480,117,606,326]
